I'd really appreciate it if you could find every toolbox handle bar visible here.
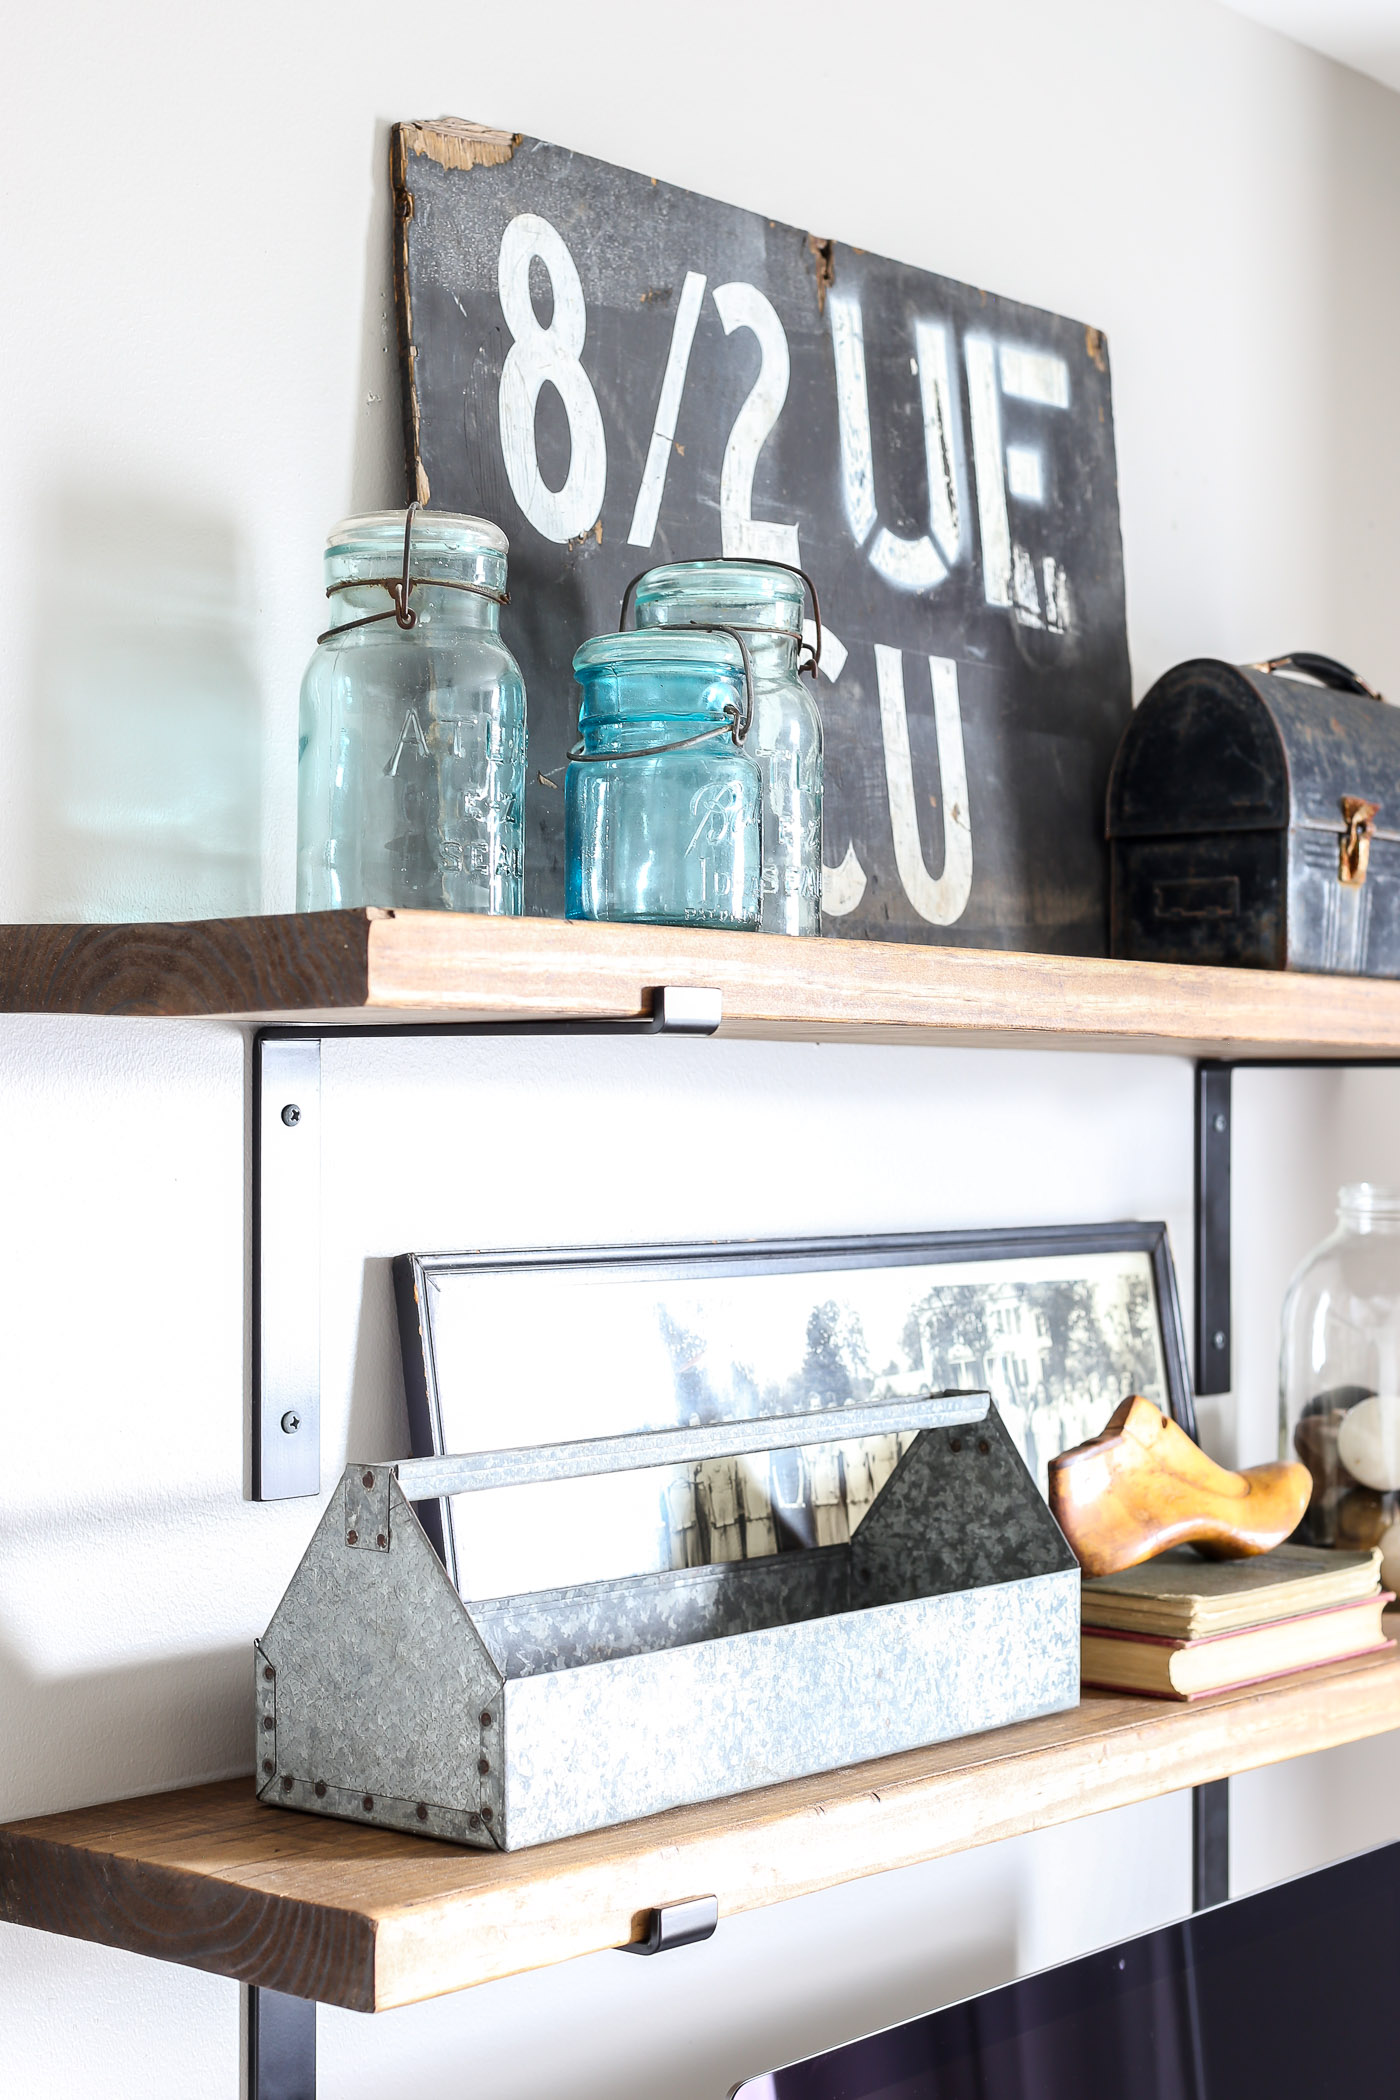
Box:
[387,1390,991,1500]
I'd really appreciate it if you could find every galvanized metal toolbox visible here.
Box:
[1107,653,1400,974]
[256,1393,1079,1851]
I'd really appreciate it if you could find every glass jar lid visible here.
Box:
[319,507,509,638]
[325,510,507,558]
[572,628,753,759]
[633,559,805,636]
[573,628,747,679]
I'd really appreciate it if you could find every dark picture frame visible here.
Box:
[393,1224,1191,1595]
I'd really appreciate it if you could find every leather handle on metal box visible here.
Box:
[1254,652,1385,701]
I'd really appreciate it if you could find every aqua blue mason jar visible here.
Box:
[565,629,762,928]
[297,507,525,913]
[632,560,823,936]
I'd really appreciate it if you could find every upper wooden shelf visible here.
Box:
[2,1647,1396,2013]
[3,910,1400,1056]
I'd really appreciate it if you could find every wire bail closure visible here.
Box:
[316,502,510,646]
[617,556,824,680]
[567,622,757,765]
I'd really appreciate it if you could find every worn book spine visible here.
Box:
[1081,1593,1393,1701]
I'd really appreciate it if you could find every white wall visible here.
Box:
[4,2,1400,2095]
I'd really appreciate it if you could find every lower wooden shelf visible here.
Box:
[2,1646,1397,2013]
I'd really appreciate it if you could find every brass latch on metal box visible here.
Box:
[1340,796,1380,886]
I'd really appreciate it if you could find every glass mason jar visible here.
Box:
[565,629,762,929]
[1280,1184,1400,1590]
[297,508,526,913]
[632,560,822,936]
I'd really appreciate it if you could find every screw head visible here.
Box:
[416,1802,429,1822]
[280,1411,301,1435]
[1213,1112,1227,1134]
[261,1715,275,1732]
[376,1533,387,1550]
[468,1811,481,1831]
[346,1529,359,1545]
[362,1794,374,1812]
[977,1438,990,1454]
[1213,1330,1227,1351]
[480,1805,493,1823]
[478,1756,490,1776]
[262,1759,274,1776]
[480,1710,493,1728]
[314,1780,327,1799]
[362,1470,375,1489]
[281,1103,301,1127]
[263,1664,275,1682]
[280,1775,294,1793]
[949,1438,962,1453]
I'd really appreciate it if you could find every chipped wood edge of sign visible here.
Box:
[387,122,521,504]
[399,117,521,172]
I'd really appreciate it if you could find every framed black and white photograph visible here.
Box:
[394,1225,1190,1599]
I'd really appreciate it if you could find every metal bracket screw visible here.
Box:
[1212,1112,1227,1133]
[1213,1330,1226,1352]
[281,1103,301,1127]
[281,1411,301,1435]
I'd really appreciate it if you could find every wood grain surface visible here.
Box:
[0,913,376,1017]
[4,908,1400,1053]
[3,1650,1397,2012]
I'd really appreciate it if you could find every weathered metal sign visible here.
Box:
[391,118,1131,949]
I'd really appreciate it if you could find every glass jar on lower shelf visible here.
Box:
[1280,1183,1400,1592]
[565,629,762,929]
[632,559,823,936]
[297,508,525,914]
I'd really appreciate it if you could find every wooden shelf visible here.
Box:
[5,909,1400,1055]
[3,1648,1396,2013]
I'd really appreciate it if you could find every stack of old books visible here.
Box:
[1080,1544,1392,1700]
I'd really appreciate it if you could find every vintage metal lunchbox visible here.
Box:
[1107,654,1400,974]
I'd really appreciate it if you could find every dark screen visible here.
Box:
[737,1841,1400,2099]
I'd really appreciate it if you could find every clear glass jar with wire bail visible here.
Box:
[297,506,526,914]
[565,626,762,929]
[630,559,823,936]
[1280,1183,1400,1594]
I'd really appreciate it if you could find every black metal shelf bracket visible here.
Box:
[1195,1062,1233,1398]
[248,1987,315,2100]
[252,1039,322,1501]
[250,987,724,1505]
[1192,1057,1236,1908]
[1192,1779,1230,1911]
[1186,1045,1400,1911]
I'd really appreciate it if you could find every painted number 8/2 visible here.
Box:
[497,214,608,542]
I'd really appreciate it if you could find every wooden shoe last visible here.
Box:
[1048,1396,1311,1578]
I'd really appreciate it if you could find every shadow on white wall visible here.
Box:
[28,486,263,922]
